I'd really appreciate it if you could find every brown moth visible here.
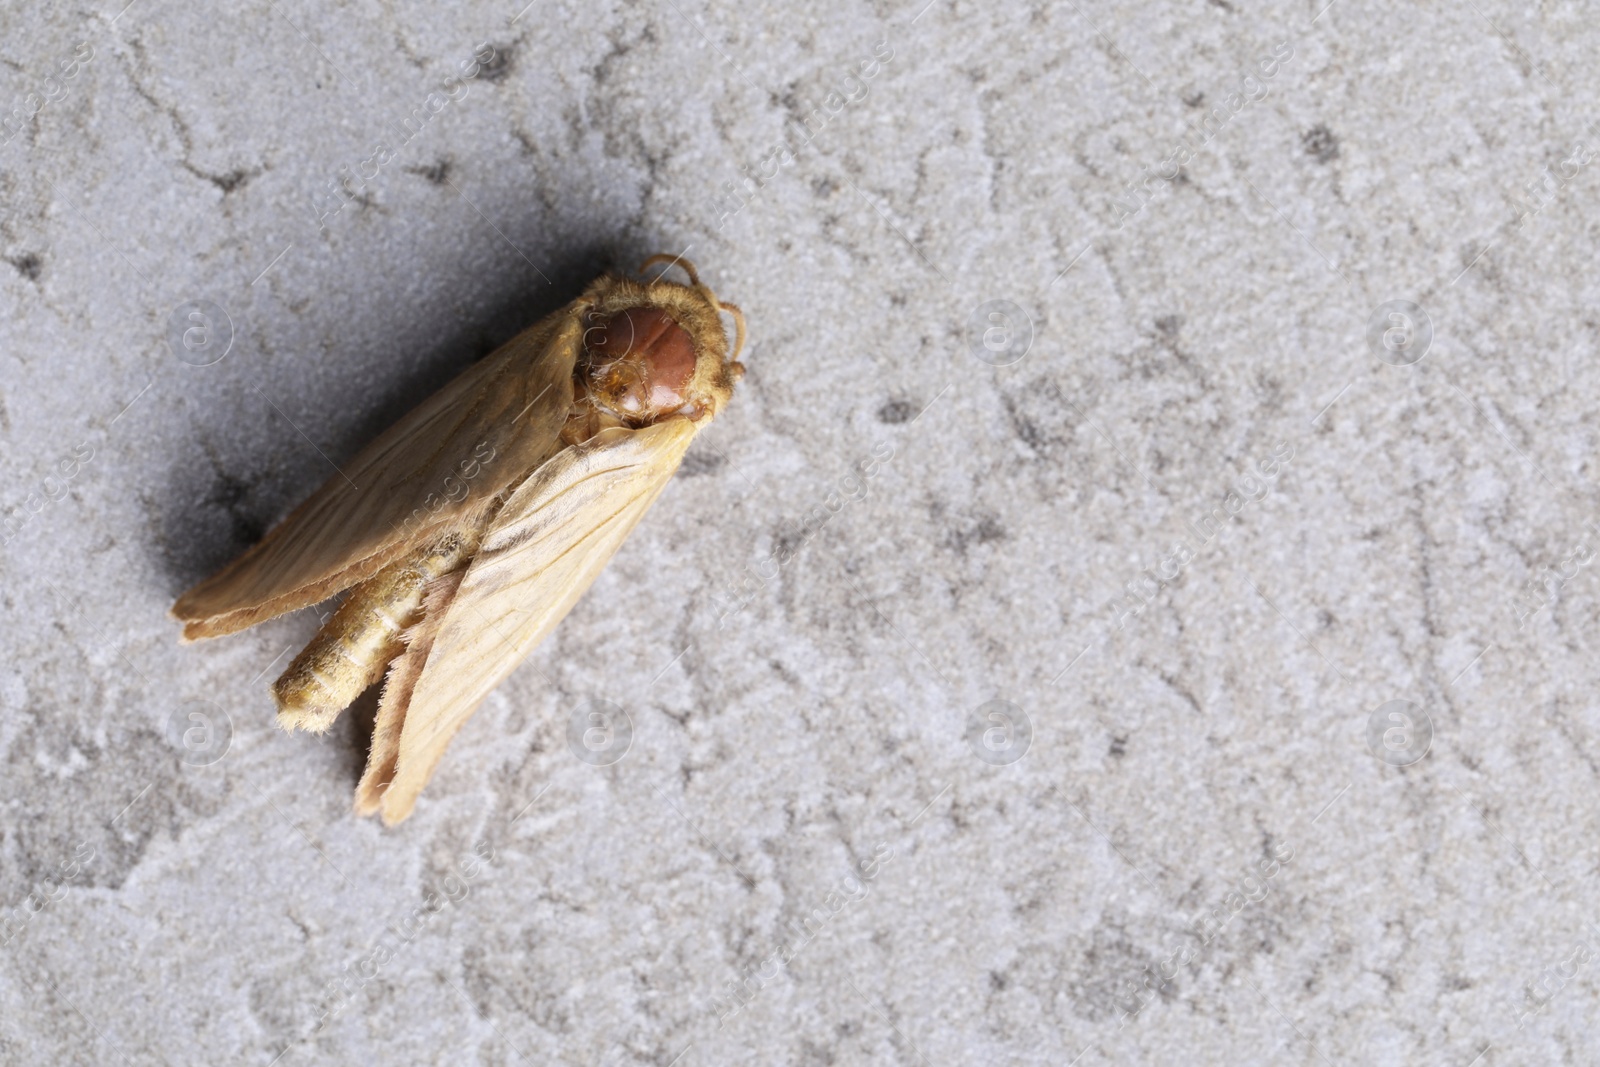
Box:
[172,257,745,825]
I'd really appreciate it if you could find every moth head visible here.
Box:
[580,257,745,426]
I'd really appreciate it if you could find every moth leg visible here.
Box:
[355,571,463,819]
[272,533,475,734]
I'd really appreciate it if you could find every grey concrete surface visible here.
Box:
[1,0,1597,1063]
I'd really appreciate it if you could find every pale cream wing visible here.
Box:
[377,419,698,824]
[354,569,465,817]
[173,312,582,640]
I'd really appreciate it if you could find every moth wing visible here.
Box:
[375,419,697,825]
[354,569,465,818]
[172,313,581,641]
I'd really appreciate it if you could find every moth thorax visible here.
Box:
[583,306,697,422]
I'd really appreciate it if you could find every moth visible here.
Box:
[172,258,745,825]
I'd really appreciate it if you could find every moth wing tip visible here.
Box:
[378,797,414,827]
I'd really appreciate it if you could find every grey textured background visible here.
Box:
[1,0,1597,1063]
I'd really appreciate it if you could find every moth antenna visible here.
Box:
[718,301,747,363]
[639,253,701,288]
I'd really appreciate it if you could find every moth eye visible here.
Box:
[585,307,697,417]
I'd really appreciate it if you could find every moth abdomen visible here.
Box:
[273,533,477,734]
